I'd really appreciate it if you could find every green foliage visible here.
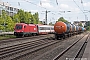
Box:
[5,16,15,31]
[0,17,4,30]
[84,21,90,31]
[33,12,39,24]
[38,21,43,24]
[0,9,41,32]
[85,21,90,27]
[86,26,90,31]
[13,14,20,23]
[17,9,26,23]
[57,17,69,23]
[78,23,83,27]
[0,10,15,31]
[24,12,31,24]
[13,9,40,24]
[49,22,54,26]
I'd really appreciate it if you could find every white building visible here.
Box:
[0,1,19,16]
[73,21,86,27]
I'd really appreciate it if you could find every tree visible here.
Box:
[24,12,32,24]
[0,9,42,31]
[13,14,20,23]
[78,23,83,27]
[85,21,90,27]
[49,22,54,25]
[5,16,15,31]
[33,12,39,24]
[0,17,4,30]
[57,17,69,23]
[86,26,90,31]
[17,9,26,23]
[0,10,14,31]
[84,21,90,31]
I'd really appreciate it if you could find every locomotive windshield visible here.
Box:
[15,25,22,30]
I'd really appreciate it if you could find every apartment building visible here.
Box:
[0,1,19,16]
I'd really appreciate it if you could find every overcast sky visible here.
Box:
[2,0,90,24]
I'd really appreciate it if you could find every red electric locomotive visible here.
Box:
[14,23,38,37]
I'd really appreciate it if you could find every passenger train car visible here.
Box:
[37,24,54,34]
[14,23,54,37]
[54,21,86,40]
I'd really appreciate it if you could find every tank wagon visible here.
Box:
[14,23,54,37]
[54,21,86,40]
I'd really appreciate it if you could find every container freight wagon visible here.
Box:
[14,23,38,37]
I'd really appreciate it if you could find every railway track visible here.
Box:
[0,37,58,60]
[0,32,88,60]
[53,33,89,60]
[12,33,85,60]
[0,34,54,49]
[0,35,50,43]
[25,32,87,60]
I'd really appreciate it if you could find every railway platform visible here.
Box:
[0,32,14,35]
[82,34,90,60]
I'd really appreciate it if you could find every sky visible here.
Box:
[2,0,90,24]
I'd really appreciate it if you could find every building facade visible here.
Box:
[73,21,86,27]
[0,1,19,16]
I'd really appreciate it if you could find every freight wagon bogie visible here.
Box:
[55,33,65,40]
[55,32,71,40]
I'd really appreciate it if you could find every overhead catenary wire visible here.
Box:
[81,0,84,12]
[56,0,58,5]
[20,0,70,23]
[22,0,47,10]
[21,0,64,16]
[73,0,88,21]
[73,0,85,15]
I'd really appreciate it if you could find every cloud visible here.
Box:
[41,0,50,2]
[72,8,80,13]
[60,4,69,9]
[39,0,53,8]
[41,3,53,8]
[59,4,80,13]
[83,2,90,7]
[30,10,38,12]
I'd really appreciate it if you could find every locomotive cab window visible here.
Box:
[15,25,22,30]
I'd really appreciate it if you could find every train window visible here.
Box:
[15,25,22,30]
[45,27,47,30]
[39,27,43,30]
[39,27,46,30]
[47,27,50,30]
[51,28,54,30]
[39,27,52,30]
